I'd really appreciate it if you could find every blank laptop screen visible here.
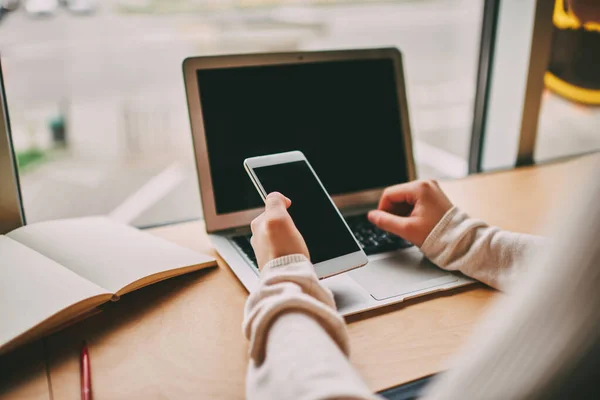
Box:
[196,58,409,215]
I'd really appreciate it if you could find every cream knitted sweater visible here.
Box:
[243,176,600,400]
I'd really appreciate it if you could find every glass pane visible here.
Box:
[1,0,483,227]
[535,0,600,162]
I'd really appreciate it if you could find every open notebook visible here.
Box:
[0,217,216,354]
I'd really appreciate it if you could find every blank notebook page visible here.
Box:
[7,217,214,294]
[0,236,109,348]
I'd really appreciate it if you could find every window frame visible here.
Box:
[470,0,555,172]
[469,0,500,173]
[0,57,25,234]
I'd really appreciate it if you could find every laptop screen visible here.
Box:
[196,58,409,215]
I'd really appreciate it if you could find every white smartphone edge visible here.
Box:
[243,150,369,279]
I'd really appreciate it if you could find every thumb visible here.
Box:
[368,210,414,241]
[265,192,291,212]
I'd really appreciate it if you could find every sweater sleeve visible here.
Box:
[420,171,600,400]
[420,207,544,290]
[243,254,379,400]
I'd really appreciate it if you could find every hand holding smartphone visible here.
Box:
[244,151,368,279]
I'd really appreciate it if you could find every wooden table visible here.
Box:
[1,153,598,399]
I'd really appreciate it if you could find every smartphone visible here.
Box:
[244,150,368,279]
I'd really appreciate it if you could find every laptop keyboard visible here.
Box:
[232,213,412,270]
[232,235,259,268]
[345,213,413,254]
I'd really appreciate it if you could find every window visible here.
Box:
[474,0,600,172]
[535,0,600,162]
[1,0,484,227]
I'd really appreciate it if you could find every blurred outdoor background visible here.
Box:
[1,0,598,227]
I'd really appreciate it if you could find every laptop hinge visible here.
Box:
[212,225,251,237]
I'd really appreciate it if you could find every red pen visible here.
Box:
[80,341,92,400]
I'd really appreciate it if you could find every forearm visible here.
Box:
[421,207,544,290]
[243,255,378,400]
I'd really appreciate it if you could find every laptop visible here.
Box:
[183,48,473,316]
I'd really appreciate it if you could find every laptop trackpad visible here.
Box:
[347,249,457,301]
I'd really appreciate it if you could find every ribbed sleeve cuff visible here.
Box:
[420,206,468,266]
[263,254,310,270]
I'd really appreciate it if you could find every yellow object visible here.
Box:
[553,0,600,32]
[545,72,600,105]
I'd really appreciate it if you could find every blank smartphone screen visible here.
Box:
[253,161,361,264]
